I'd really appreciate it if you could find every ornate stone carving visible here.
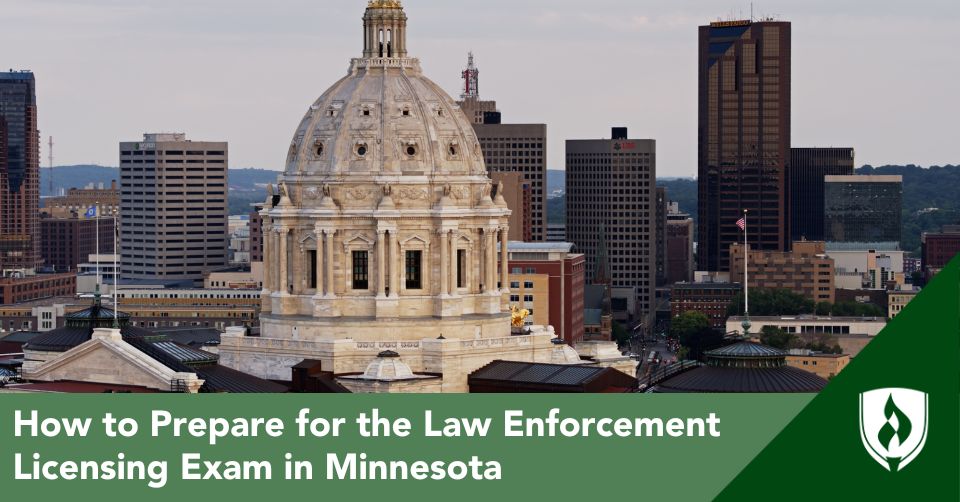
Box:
[398,187,428,200]
[450,185,469,200]
[346,187,372,200]
[304,187,320,200]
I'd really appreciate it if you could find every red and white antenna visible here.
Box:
[460,51,479,100]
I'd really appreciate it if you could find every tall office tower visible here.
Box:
[655,186,667,286]
[789,147,855,242]
[698,19,791,272]
[455,52,547,241]
[119,133,228,283]
[473,121,548,241]
[823,175,902,246]
[456,52,498,125]
[0,71,42,272]
[666,202,695,284]
[566,128,656,328]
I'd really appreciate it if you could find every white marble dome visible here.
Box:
[285,58,486,178]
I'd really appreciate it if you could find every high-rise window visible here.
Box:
[405,250,422,289]
[352,250,369,289]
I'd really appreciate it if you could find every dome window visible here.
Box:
[448,144,458,157]
[361,105,372,117]
[405,144,417,157]
[356,143,368,157]
[401,106,411,117]
[315,142,324,157]
[437,108,444,117]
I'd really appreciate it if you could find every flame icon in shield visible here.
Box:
[859,388,929,472]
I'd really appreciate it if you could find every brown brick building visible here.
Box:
[504,242,585,345]
[249,203,264,263]
[921,225,960,280]
[491,171,531,242]
[0,272,76,305]
[670,282,741,330]
[40,214,115,272]
[730,240,835,304]
[42,180,120,218]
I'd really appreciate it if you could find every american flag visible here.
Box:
[736,216,746,231]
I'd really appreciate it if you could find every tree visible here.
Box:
[670,311,722,360]
[759,326,795,350]
[727,288,815,317]
[612,321,630,345]
[815,302,832,316]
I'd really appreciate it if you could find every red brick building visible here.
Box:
[249,203,264,263]
[0,272,76,305]
[505,242,585,345]
[670,282,742,330]
[921,225,960,280]
[40,214,115,272]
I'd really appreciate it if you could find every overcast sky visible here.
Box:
[3,0,958,177]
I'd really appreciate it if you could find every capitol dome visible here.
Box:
[283,0,487,182]
[227,0,527,390]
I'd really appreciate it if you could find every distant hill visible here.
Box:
[42,165,958,250]
[41,165,281,215]
[542,165,960,253]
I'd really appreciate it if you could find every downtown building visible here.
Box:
[1,71,76,305]
[119,133,229,284]
[456,54,547,241]
[698,19,791,271]
[566,128,656,329]
[823,175,902,245]
[789,147,855,242]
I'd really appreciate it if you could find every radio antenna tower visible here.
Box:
[460,51,479,100]
[48,136,54,195]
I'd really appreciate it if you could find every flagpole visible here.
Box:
[95,202,100,287]
[113,211,119,329]
[742,209,751,336]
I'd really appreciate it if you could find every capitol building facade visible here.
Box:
[218,1,630,392]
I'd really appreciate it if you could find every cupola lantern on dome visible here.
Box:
[363,0,408,58]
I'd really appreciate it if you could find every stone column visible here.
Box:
[389,230,398,296]
[314,225,324,293]
[279,227,289,294]
[324,229,335,298]
[262,221,272,291]
[484,229,495,293]
[439,229,448,296]
[500,226,509,292]
[377,230,386,297]
[449,231,458,293]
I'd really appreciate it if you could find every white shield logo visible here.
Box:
[859,388,929,472]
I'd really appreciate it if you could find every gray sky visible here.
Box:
[4,0,958,177]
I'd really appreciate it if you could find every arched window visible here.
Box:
[387,29,393,57]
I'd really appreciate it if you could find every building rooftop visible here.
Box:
[469,360,637,393]
[825,241,902,251]
[824,175,903,183]
[505,241,574,253]
[672,282,742,290]
[727,315,886,323]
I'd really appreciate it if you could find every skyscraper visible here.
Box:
[823,175,902,245]
[119,133,228,283]
[473,122,547,240]
[698,19,791,271]
[0,71,41,272]
[456,53,547,241]
[789,147,855,242]
[566,128,656,328]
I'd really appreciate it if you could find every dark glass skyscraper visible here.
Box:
[697,20,791,271]
[824,175,902,245]
[789,147,855,242]
[0,71,42,272]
